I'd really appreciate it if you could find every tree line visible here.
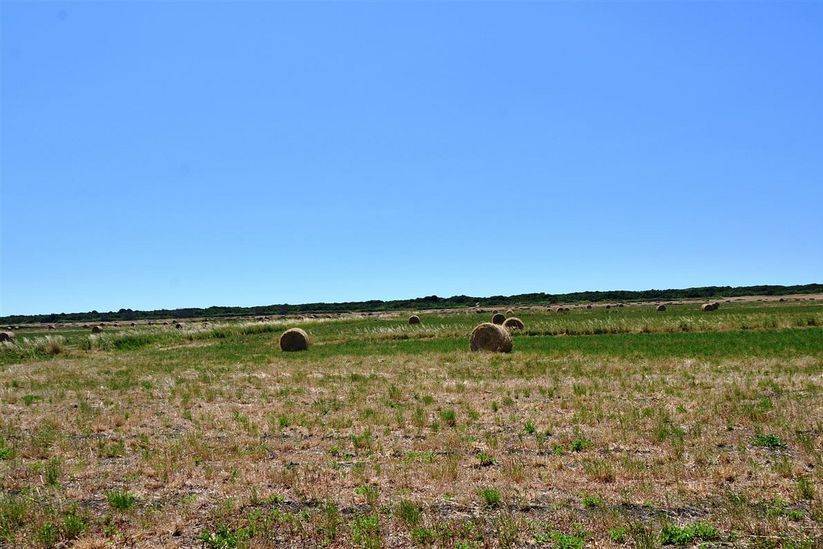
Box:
[2,283,820,324]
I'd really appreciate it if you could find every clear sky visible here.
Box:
[2,2,821,316]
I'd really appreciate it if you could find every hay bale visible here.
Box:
[130,322,136,327]
[701,303,718,312]
[503,317,524,331]
[605,305,611,309]
[505,309,514,317]
[586,304,592,309]
[91,325,102,333]
[491,313,506,325]
[408,315,421,325]
[48,324,56,330]
[0,331,14,342]
[656,304,667,312]
[175,323,183,329]
[470,323,512,353]
[280,328,310,352]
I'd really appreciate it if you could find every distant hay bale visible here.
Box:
[408,315,421,325]
[491,313,506,325]
[505,309,514,316]
[605,305,611,309]
[175,323,183,329]
[503,317,524,331]
[130,322,136,327]
[701,303,718,312]
[586,304,592,309]
[280,328,310,352]
[0,331,14,342]
[470,322,512,353]
[618,303,624,308]
[656,304,667,312]
[91,326,102,333]
[48,324,56,330]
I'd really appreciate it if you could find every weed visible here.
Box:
[106,490,137,511]
[478,487,501,508]
[753,433,787,449]
[660,522,719,545]
[395,499,422,527]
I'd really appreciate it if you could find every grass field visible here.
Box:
[1,300,821,547]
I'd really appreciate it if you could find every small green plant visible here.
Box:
[43,457,61,486]
[609,526,627,543]
[0,439,13,460]
[36,522,58,546]
[535,529,586,549]
[440,408,457,427]
[355,484,379,507]
[477,452,494,466]
[351,513,380,548]
[478,487,501,508]
[22,394,40,406]
[752,433,787,449]
[98,439,126,458]
[319,500,341,542]
[61,510,87,540]
[351,430,373,450]
[660,521,719,545]
[524,420,536,435]
[199,524,246,548]
[581,494,603,509]
[395,499,422,527]
[106,489,137,511]
[796,477,814,500]
[570,437,592,452]
[411,526,435,544]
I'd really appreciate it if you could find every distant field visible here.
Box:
[1,300,821,547]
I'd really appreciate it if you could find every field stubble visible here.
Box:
[0,301,821,547]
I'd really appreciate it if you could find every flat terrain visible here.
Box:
[1,300,821,547]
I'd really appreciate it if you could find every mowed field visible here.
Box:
[1,300,821,547]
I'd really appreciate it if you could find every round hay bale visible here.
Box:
[175,323,183,329]
[618,303,624,308]
[656,304,667,312]
[130,322,136,327]
[586,304,592,309]
[48,324,56,330]
[91,325,102,333]
[491,313,506,325]
[503,317,524,331]
[505,309,514,317]
[408,315,421,325]
[280,328,310,352]
[701,303,717,312]
[0,331,14,342]
[470,322,512,353]
[605,304,611,309]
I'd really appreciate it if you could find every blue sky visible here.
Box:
[2,2,821,315]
